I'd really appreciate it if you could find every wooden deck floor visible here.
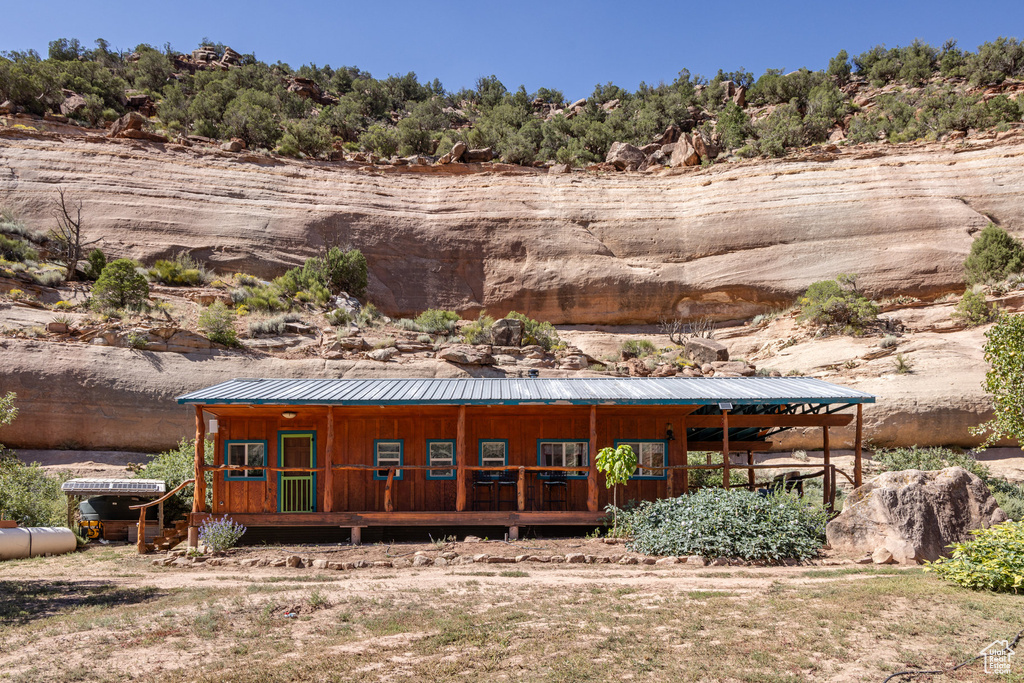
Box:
[190,511,606,527]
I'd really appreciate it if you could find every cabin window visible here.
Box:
[374,440,404,480]
[537,441,588,478]
[224,441,267,480]
[616,440,668,480]
[426,440,456,480]
[479,440,508,476]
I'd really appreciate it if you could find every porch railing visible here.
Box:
[280,475,315,513]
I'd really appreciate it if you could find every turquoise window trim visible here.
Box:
[478,439,508,478]
[374,439,404,481]
[426,439,456,480]
[536,439,589,479]
[224,439,268,481]
[615,439,669,480]
[277,430,317,513]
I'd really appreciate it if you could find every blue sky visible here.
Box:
[3,0,1023,99]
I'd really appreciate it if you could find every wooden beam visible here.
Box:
[854,404,863,488]
[688,441,770,452]
[517,467,526,512]
[193,406,206,514]
[587,405,598,512]
[324,406,335,513]
[455,406,466,512]
[823,426,831,509]
[384,468,395,513]
[722,410,730,490]
[684,413,854,428]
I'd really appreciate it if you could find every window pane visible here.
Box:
[540,443,558,467]
[643,443,665,469]
[247,443,265,467]
[228,444,245,467]
[430,442,453,461]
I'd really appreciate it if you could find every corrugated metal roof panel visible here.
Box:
[178,377,875,406]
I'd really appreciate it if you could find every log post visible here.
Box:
[324,406,335,513]
[517,467,526,511]
[747,450,755,490]
[667,468,675,499]
[854,404,863,488]
[681,418,689,495]
[137,507,147,554]
[384,468,395,513]
[193,406,206,515]
[455,406,466,512]
[722,410,730,490]
[587,405,598,512]
[350,526,361,546]
[822,425,831,509]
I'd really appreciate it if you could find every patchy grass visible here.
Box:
[0,548,1023,682]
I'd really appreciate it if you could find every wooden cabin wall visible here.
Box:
[210,405,693,514]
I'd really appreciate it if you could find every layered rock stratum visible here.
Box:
[3,128,1023,324]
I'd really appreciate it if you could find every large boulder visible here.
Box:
[685,337,729,364]
[59,92,87,117]
[605,142,646,171]
[438,345,494,366]
[463,147,494,163]
[450,141,467,162]
[826,467,1008,564]
[491,318,524,347]
[670,135,701,167]
[108,111,146,138]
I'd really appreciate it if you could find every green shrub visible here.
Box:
[0,457,68,527]
[989,479,1024,522]
[232,282,290,313]
[93,259,150,311]
[198,301,239,347]
[798,275,878,332]
[33,269,64,287]
[149,259,203,287]
[684,451,749,489]
[952,288,996,326]
[325,308,352,326]
[973,313,1024,446]
[964,223,1024,285]
[506,311,560,350]
[247,312,303,337]
[620,339,657,359]
[276,248,368,299]
[0,234,38,263]
[462,314,496,344]
[616,489,828,560]
[872,446,990,480]
[198,515,247,552]
[83,248,106,281]
[132,438,213,520]
[414,309,460,334]
[926,520,1023,592]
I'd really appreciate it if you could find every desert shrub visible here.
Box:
[462,314,496,344]
[358,123,399,157]
[616,488,828,560]
[879,335,899,348]
[198,301,239,347]
[620,339,657,359]
[0,457,68,527]
[926,520,1023,592]
[247,312,303,337]
[149,259,203,287]
[952,288,996,326]
[872,446,990,479]
[373,335,397,349]
[964,223,1024,285]
[132,437,213,520]
[893,352,913,374]
[83,248,106,281]
[414,308,460,334]
[325,308,352,326]
[33,269,64,287]
[827,49,852,84]
[506,311,560,350]
[235,273,260,287]
[0,234,38,262]
[798,275,878,332]
[234,283,290,313]
[93,259,149,311]
[989,479,1024,522]
[356,303,381,326]
[276,248,367,299]
[198,515,247,552]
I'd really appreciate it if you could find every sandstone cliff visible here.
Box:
[3,128,1023,324]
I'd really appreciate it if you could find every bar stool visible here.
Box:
[496,470,518,510]
[542,471,568,511]
[472,470,496,511]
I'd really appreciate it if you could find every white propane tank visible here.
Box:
[0,527,77,560]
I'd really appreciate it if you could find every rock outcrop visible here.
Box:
[2,128,1023,325]
[826,467,1008,563]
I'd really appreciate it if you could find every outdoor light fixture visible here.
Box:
[207,418,218,434]
[281,411,297,419]
[666,423,675,441]
[718,402,733,411]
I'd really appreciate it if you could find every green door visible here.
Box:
[278,432,316,513]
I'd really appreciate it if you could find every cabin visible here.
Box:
[174,376,874,546]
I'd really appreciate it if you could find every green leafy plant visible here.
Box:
[325,308,352,326]
[92,259,149,311]
[131,437,214,520]
[872,446,989,479]
[620,339,657,359]
[198,515,246,552]
[198,301,240,347]
[461,314,495,344]
[953,288,997,326]
[414,309,460,334]
[972,313,1024,446]
[149,259,204,286]
[615,489,828,561]
[596,444,637,530]
[964,223,1024,285]
[83,248,106,281]
[125,331,149,349]
[926,520,1023,592]
[506,311,560,350]
[798,274,879,333]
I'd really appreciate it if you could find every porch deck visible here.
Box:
[191,510,606,527]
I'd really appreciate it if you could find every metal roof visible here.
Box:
[61,479,166,497]
[178,377,874,407]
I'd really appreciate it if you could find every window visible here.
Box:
[427,440,456,479]
[538,441,588,478]
[479,440,507,476]
[616,440,667,479]
[374,440,403,480]
[225,441,266,480]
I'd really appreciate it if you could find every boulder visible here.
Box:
[59,92,87,117]
[652,364,676,377]
[825,467,1009,564]
[670,135,701,167]
[549,163,570,174]
[685,337,729,364]
[450,141,467,162]
[491,318,525,347]
[438,344,494,366]
[654,124,682,146]
[463,147,494,163]
[733,85,746,108]
[691,131,720,161]
[367,347,398,362]
[221,140,244,152]
[107,111,146,138]
[605,142,646,171]
[121,129,169,143]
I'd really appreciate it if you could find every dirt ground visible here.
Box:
[2,542,1022,683]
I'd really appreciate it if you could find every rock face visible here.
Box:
[491,318,524,346]
[826,467,1008,564]
[438,345,494,366]
[2,130,1023,324]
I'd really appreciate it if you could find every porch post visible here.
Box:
[587,405,598,512]
[854,404,863,488]
[680,416,689,495]
[747,450,755,490]
[722,409,730,490]
[822,425,831,509]
[324,406,335,513]
[455,406,467,512]
[193,406,206,513]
